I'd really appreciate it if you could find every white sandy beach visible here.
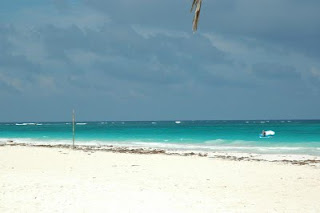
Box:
[1,145,320,213]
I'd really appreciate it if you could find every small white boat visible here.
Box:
[260,130,275,138]
[175,121,181,124]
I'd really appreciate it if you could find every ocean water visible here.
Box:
[1,120,320,156]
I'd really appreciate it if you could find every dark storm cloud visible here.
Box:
[85,0,320,57]
[0,25,15,51]
[84,0,190,29]
[0,0,320,121]
[34,21,229,89]
[0,80,14,92]
[201,0,320,57]
[52,0,69,11]
[39,24,88,60]
[0,26,43,93]
[201,0,320,35]
[84,0,320,60]
[251,63,301,80]
[0,52,40,73]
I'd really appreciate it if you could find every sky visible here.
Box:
[1,0,320,122]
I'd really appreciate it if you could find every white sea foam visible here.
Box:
[15,123,42,126]
[204,139,263,146]
[204,139,227,144]
[76,123,87,125]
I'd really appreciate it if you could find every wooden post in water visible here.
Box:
[72,109,75,149]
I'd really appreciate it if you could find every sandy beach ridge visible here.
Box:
[1,144,320,212]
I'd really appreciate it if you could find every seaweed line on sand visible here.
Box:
[1,141,320,167]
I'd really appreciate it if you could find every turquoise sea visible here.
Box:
[1,120,320,156]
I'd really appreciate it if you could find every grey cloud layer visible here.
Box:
[0,0,320,121]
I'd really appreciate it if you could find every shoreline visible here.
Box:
[2,141,320,167]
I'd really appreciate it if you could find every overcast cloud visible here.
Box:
[0,0,319,121]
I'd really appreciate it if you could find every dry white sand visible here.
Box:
[1,146,320,213]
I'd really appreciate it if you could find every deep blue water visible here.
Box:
[1,120,320,155]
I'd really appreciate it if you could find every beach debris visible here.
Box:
[2,143,320,167]
[6,140,15,145]
[198,153,208,157]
